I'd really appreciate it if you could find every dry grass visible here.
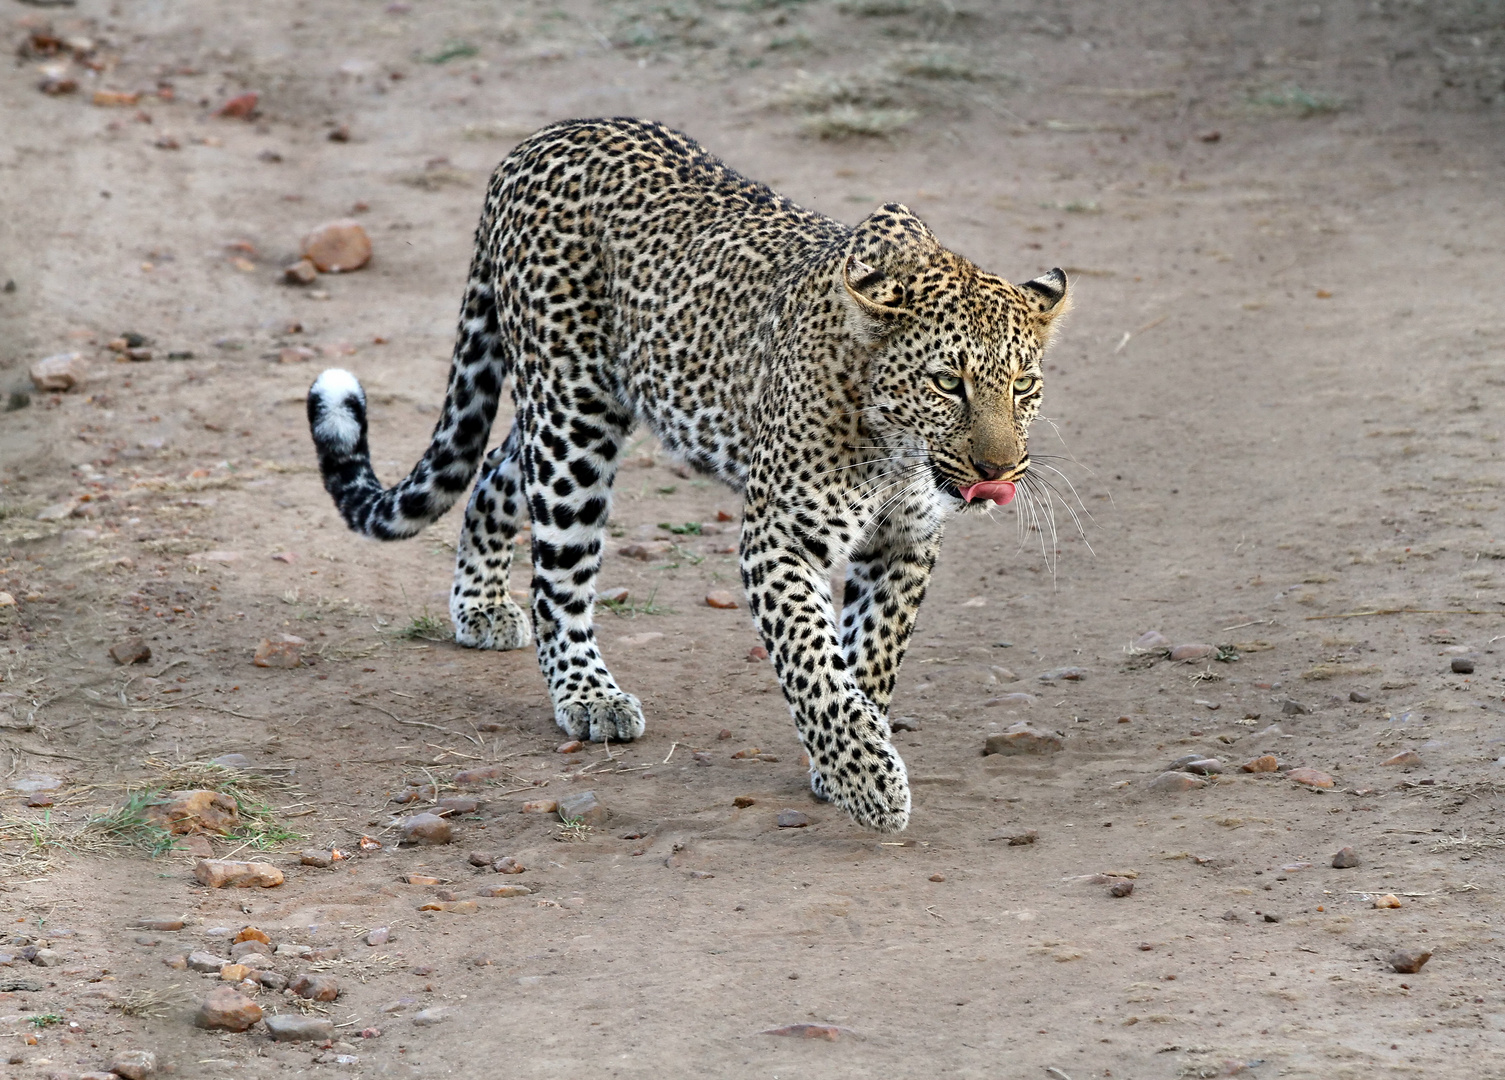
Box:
[112,985,185,1019]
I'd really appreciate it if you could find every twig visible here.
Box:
[1220,619,1274,632]
[1305,608,1503,621]
[662,742,678,764]
[1112,314,1167,354]
[348,699,453,732]
[1045,1068,1074,1080]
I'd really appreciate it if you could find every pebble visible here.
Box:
[194,859,284,889]
[109,637,152,666]
[705,590,738,609]
[405,874,441,886]
[1280,862,1312,872]
[476,883,532,898]
[30,947,62,966]
[619,541,672,560]
[275,943,312,958]
[1381,750,1423,767]
[301,219,372,273]
[365,927,391,947]
[29,351,87,392]
[1240,755,1279,773]
[1280,699,1313,716]
[1147,771,1207,793]
[215,91,259,117]
[983,722,1063,756]
[266,1014,335,1042]
[890,717,922,732]
[1349,690,1372,703]
[255,970,287,990]
[467,851,494,867]
[283,258,318,285]
[290,973,341,1001]
[1374,894,1402,908]
[1263,912,1282,923]
[1388,948,1432,974]
[1451,658,1475,675]
[418,900,479,914]
[110,1049,157,1080]
[1169,643,1216,662]
[777,810,809,828]
[399,813,453,846]
[1331,846,1360,869]
[556,740,585,754]
[143,789,240,835]
[187,950,230,973]
[1107,880,1135,898]
[1037,666,1086,682]
[1288,768,1335,789]
[493,856,525,874]
[253,634,305,669]
[212,753,251,769]
[733,795,756,808]
[219,963,251,982]
[300,849,334,868]
[454,764,508,784]
[984,693,1037,708]
[989,666,1021,683]
[760,1023,844,1041]
[730,746,762,759]
[928,873,945,882]
[1133,630,1170,650]
[194,986,262,1031]
[1005,829,1039,846]
[557,790,606,827]
[1182,758,1224,775]
[597,586,629,604]
[413,1008,448,1026]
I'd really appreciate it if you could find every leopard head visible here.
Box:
[841,204,1071,509]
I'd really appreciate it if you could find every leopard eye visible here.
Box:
[1012,374,1037,394]
[933,373,963,394]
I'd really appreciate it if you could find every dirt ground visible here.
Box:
[2,0,1504,1077]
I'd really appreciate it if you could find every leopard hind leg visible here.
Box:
[450,420,532,651]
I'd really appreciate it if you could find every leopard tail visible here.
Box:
[305,190,508,540]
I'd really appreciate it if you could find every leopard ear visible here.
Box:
[1020,268,1071,346]
[842,254,912,319]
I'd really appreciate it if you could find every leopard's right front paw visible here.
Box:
[813,737,911,833]
[452,600,533,651]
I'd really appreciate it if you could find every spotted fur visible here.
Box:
[307,118,1070,832]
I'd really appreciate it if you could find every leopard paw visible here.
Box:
[452,600,532,651]
[813,737,911,833]
[554,690,646,743]
[808,767,833,803]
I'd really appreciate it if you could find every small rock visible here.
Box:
[366,927,390,946]
[144,790,240,835]
[983,722,1063,756]
[109,637,152,666]
[1221,910,1242,922]
[557,790,606,827]
[289,973,341,1001]
[1133,630,1170,650]
[187,950,230,973]
[406,874,440,885]
[733,795,756,808]
[1381,750,1423,768]
[1349,690,1372,703]
[1147,771,1207,793]
[1263,912,1282,923]
[283,258,318,286]
[760,1023,844,1040]
[521,799,558,814]
[1108,880,1135,898]
[277,346,316,364]
[30,948,62,966]
[266,1014,335,1042]
[476,883,532,898]
[890,717,922,732]
[776,810,809,828]
[493,856,525,874]
[234,927,271,946]
[597,586,629,604]
[1037,666,1086,682]
[748,645,769,660]
[1183,758,1223,775]
[412,1007,447,1026]
[1388,948,1432,974]
[1451,658,1475,675]
[1005,830,1039,846]
[253,634,305,669]
[1374,893,1402,908]
[417,900,479,914]
[1280,699,1312,716]
[928,873,945,882]
[30,351,87,392]
[398,813,452,846]
[215,91,259,118]
[619,541,673,561]
[194,860,284,889]
[219,963,251,982]
[301,219,371,273]
[705,590,738,609]
[134,918,184,932]
[275,944,312,958]
[467,850,493,867]
[989,666,1020,683]
[300,850,334,868]
[454,764,508,784]
[556,739,585,754]
[1331,846,1359,869]
[110,1049,157,1080]
[1288,768,1335,789]
[984,693,1038,708]
[730,746,762,759]
[1240,755,1279,773]
[194,986,262,1031]
[1169,643,1216,661]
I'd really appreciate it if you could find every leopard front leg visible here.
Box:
[450,423,533,651]
[839,519,942,714]
[741,514,910,833]
[523,409,644,743]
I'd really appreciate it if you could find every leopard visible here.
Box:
[307,117,1070,833]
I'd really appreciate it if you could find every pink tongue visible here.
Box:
[958,480,1017,506]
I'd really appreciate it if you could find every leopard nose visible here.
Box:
[972,459,1010,481]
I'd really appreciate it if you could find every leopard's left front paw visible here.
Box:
[813,737,911,833]
[554,689,646,743]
